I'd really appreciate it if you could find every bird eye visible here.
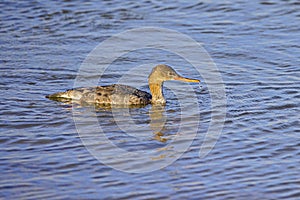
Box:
[168,72,174,76]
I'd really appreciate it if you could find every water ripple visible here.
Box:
[1,0,300,199]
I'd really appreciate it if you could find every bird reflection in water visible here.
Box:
[149,105,168,142]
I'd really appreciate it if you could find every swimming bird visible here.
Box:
[46,64,200,106]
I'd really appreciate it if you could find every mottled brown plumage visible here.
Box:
[46,64,200,106]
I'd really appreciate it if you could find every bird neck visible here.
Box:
[149,82,166,104]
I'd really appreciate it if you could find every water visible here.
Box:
[1,0,300,199]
